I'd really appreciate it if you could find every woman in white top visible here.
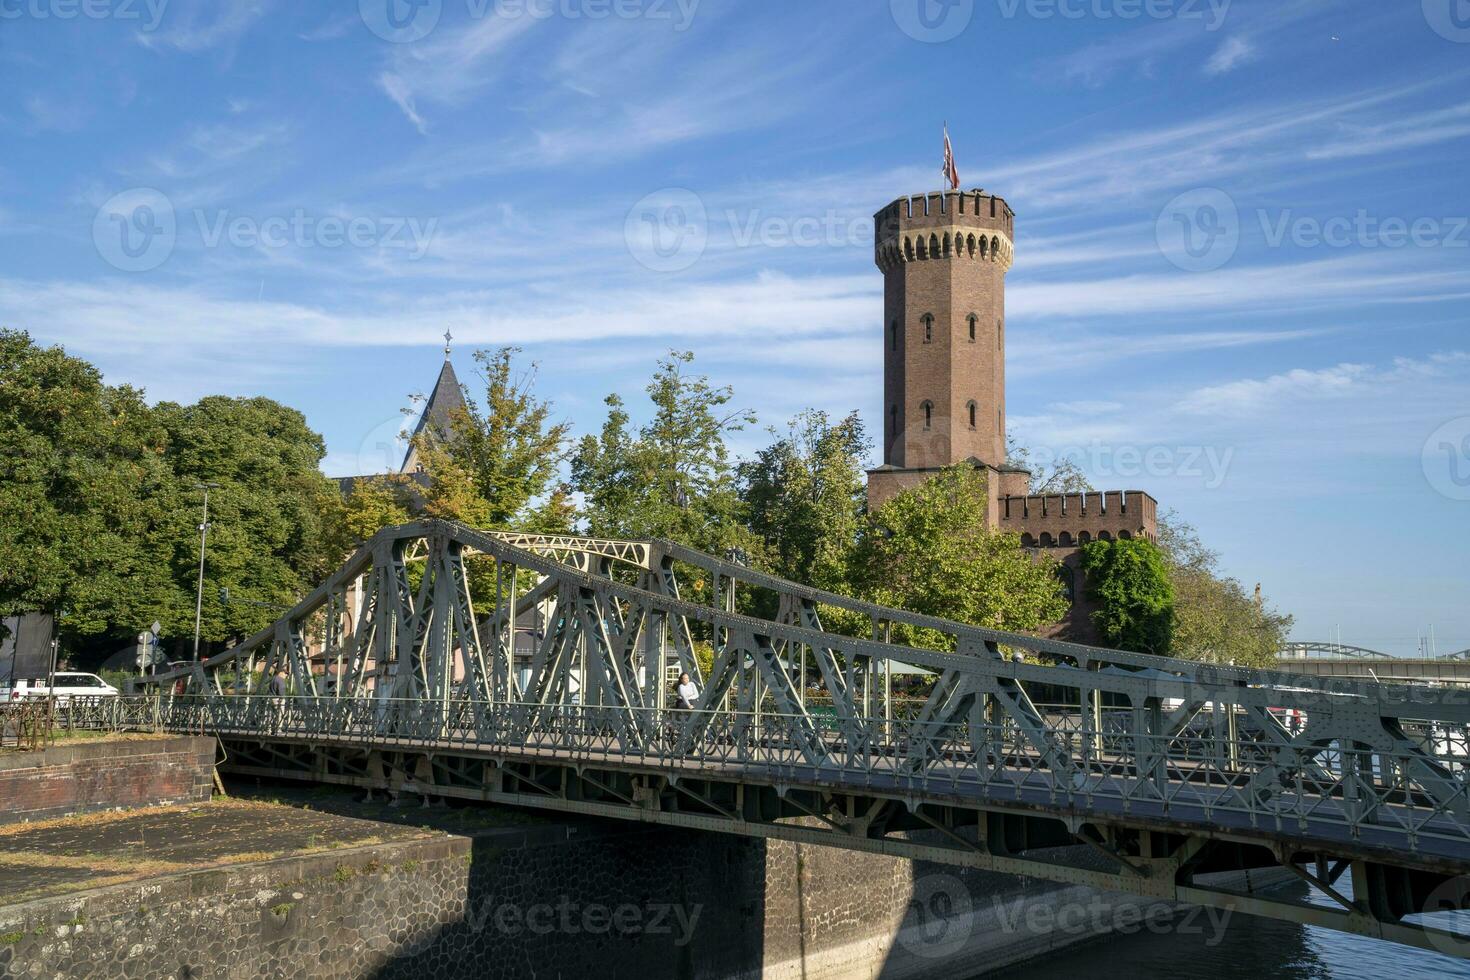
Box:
[675,672,700,710]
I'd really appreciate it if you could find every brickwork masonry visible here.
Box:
[0,736,214,825]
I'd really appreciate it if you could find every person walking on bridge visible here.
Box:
[675,672,700,710]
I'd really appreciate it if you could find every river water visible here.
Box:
[988,880,1470,980]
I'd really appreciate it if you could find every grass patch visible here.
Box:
[0,932,23,946]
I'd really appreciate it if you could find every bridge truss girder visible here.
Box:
[212,731,1470,959]
[125,520,1470,958]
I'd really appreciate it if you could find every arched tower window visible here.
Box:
[967,401,977,429]
[921,400,933,430]
[921,314,934,344]
[968,314,977,343]
[997,318,1003,349]
[889,321,897,351]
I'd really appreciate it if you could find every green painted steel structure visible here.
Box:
[90,520,1470,960]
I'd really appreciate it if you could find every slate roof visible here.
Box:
[401,359,469,472]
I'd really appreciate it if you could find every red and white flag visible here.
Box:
[942,125,960,191]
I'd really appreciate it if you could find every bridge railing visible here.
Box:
[61,694,1470,854]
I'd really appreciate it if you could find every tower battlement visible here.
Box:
[876,191,1015,272]
[996,490,1159,548]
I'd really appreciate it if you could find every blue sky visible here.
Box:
[2,0,1467,655]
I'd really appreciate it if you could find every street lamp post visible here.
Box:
[192,482,220,663]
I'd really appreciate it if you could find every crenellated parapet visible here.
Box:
[875,191,1015,272]
[997,490,1159,549]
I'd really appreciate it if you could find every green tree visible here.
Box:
[1157,512,1292,666]
[430,347,571,528]
[325,477,415,557]
[0,330,174,647]
[154,396,343,650]
[1080,537,1175,656]
[851,466,1069,646]
[571,351,757,554]
[740,410,868,591]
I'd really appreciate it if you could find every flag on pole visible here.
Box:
[942,125,960,191]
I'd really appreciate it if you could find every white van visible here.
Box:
[4,673,119,703]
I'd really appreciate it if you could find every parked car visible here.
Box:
[3,673,119,703]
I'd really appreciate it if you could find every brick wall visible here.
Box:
[0,736,214,824]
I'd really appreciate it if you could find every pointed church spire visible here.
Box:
[400,336,469,474]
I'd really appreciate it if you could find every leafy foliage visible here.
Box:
[1157,511,1292,667]
[0,332,344,656]
[739,410,868,592]
[153,396,344,646]
[0,330,174,641]
[1080,537,1175,656]
[571,351,758,554]
[425,347,571,528]
[851,466,1070,648]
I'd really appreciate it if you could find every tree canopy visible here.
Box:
[1080,537,1175,656]
[1157,512,1292,667]
[852,466,1070,647]
[739,410,868,592]
[425,347,571,527]
[572,351,757,555]
[0,331,344,657]
[0,330,174,643]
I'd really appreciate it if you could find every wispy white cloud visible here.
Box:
[1009,252,1470,319]
[1178,362,1369,416]
[23,95,90,133]
[1176,351,1470,416]
[1305,101,1470,160]
[1204,36,1257,75]
[375,14,543,131]
[1041,0,1313,88]
[137,1,272,53]
[992,78,1460,210]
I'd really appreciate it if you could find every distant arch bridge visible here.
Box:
[1279,643,1470,687]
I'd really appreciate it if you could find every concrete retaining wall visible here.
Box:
[0,813,1277,979]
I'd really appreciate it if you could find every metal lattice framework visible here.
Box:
[1279,642,1393,661]
[122,520,1470,958]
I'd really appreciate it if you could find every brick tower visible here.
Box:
[864,188,1160,642]
[867,190,1032,516]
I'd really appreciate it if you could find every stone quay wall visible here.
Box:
[0,736,214,825]
[0,813,1274,980]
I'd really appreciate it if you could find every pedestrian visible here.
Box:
[675,672,699,710]
[269,669,288,697]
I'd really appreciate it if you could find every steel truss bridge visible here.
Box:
[97,521,1470,959]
